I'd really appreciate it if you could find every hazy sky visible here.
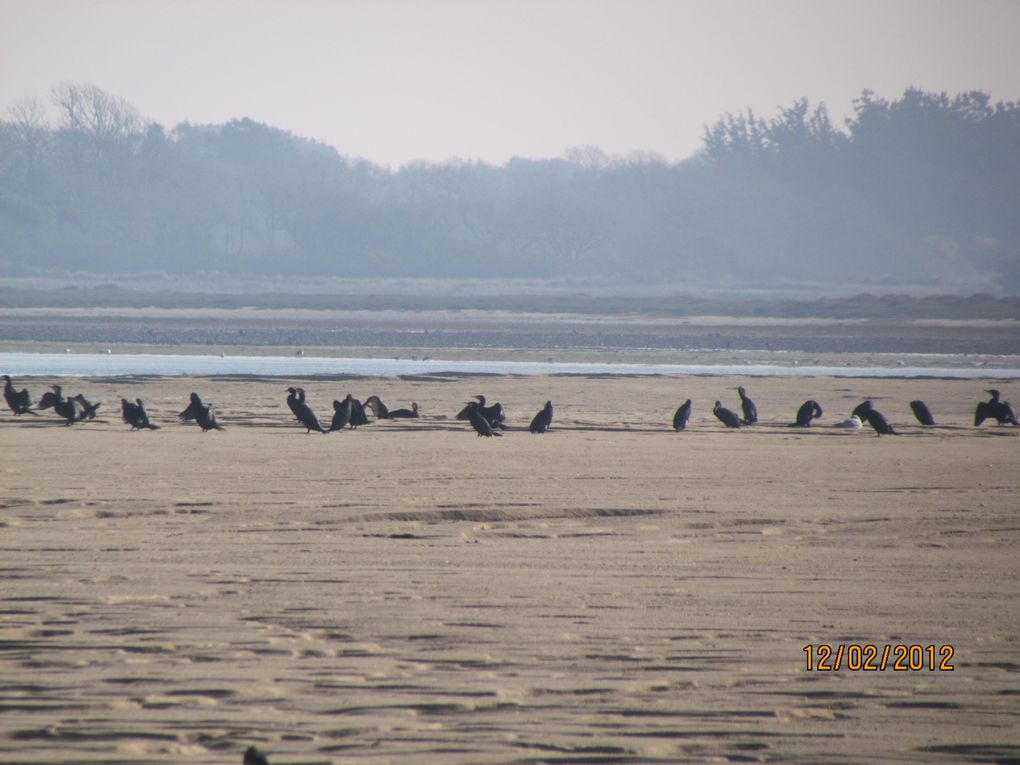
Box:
[2,0,1019,167]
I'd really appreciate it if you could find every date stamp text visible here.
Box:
[803,644,955,671]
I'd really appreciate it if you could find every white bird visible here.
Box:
[835,414,862,429]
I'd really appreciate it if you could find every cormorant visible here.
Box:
[349,395,369,428]
[673,399,692,431]
[713,401,742,428]
[330,396,352,431]
[37,387,82,424]
[974,389,1018,426]
[364,395,391,419]
[329,393,368,430]
[73,394,100,420]
[37,384,63,411]
[737,386,758,425]
[178,392,223,431]
[793,400,823,427]
[3,375,35,415]
[51,393,84,425]
[852,400,873,421]
[286,387,325,433]
[121,398,159,430]
[529,400,553,433]
[178,392,203,422]
[243,746,270,765]
[465,401,502,437]
[865,408,896,436]
[456,395,506,429]
[909,400,935,426]
[835,414,862,429]
[388,402,420,418]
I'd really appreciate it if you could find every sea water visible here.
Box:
[2,352,1018,379]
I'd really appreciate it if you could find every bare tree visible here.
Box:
[4,97,51,176]
[51,82,144,165]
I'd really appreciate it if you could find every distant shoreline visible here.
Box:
[3,285,1019,320]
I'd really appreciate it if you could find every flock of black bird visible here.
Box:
[3,375,1018,437]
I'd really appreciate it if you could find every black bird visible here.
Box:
[792,400,824,427]
[852,400,874,422]
[529,400,553,433]
[330,396,352,431]
[178,392,223,431]
[3,375,35,415]
[865,408,896,436]
[737,386,758,424]
[285,387,303,420]
[713,400,742,428]
[465,401,502,437]
[37,384,63,411]
[909,400,935,426]
[243,746,270,765]
[38,387,83,424]
[457,394,506,429]
[73,394,101,420]
[330,393,368,430]
[364,395,391,419]
[388,402,420,418]
[178,392,204,422]
[974,389,1018,426]
[673,399,692,431]
[349,395,370,428]
[286,387,325,433]
[121,398,159,430]
[52,394,85,425]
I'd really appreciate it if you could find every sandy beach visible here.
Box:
[1,373,1018,764]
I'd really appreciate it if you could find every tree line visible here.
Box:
[1,83,1017,291]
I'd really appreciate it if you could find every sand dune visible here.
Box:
[1,374,1018,764]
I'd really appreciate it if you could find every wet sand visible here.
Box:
[1,374,1018,764]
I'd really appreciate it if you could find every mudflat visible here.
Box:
[1,374,1018,764]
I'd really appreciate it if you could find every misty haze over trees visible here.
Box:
[1,83,1018,294]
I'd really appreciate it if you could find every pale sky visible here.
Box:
[2,0,1018,168]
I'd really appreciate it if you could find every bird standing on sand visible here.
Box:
[865,408,896,436]
[457,395,506,430]
[178,392,224,431]
[3,375,35,415]
[286,387,326,433]
[974,389,1018,426]
[713,401,742,428]
[673,399,692,431]
[364,395,391,419]
[737,386,758,424]
[73,394,101,420]
[37,385,63,412]
[350,395,370,428]
[466,401,502,437]
[909,400,935,426]
[329,394,369,429]
[38,385,98,425]
[121,398,159,430]
[792,400,823,427]
[852,400,874,422]
[330,396,352,431]
[529,400,554,433]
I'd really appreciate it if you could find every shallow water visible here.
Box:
[2,351,1019,378]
